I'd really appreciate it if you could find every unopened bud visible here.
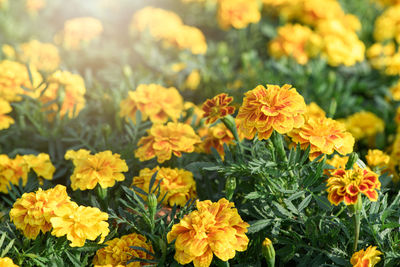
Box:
[225,176,236,200]
[346,152,359,170]
[262,237,275,267]
[147,193,158,219]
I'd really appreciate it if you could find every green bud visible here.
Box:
[346,152,359,170]
[102,124,111,139]
[225,176,236,201]
[122,65,133,78]
[147,193,158,219]
[262,237,275,267]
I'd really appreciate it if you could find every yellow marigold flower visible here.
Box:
[326,166,381,206]
[217,0,261,30]
[0,257,19,267]
[0,155,29,194]
[202,93,235,124]
[50,202,109,247]
[133,166,196,207]
[374,5,400,43]
[202,123,235,159]
[237,84,306,140]
[306,102,326,119]
[135,122,201,163]
[343,111,384,140]
[119,84,183,124]
[22,153,55,181]
[55,17,103,50]
[386,52,400,76]
[350,246,382,267]
[288,116,355,160]
[93,233,154,267]
[167,198,249,267]
[9,185,72,239]
[19,40,60,72]
[172,25,208,55]
[26,0,46,13]
[0,60,43,102]
[39,70,86,119]
[0,98,14,130]
[389,133,400,182]
[366,149,390,170]
[184,69,201,91]
[390,80,400,100]
[268,24,322,65]
[2,44,16,59]
[366,42,396,70]
[65,149,128,191]
[317,19,365,67]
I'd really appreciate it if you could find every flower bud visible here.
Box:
[147,193,158,219]
[225,176,236,200]
[346,152,359,170]
[262,237,275,267]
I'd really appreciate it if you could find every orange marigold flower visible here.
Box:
[9,185,72,239]
[119,84,183,124]
[350,246,382,267]
[326,166,381,206]
[50,202,110,247]
[202,93,235,124]
[366,149,390,170]
[135,122,201,163]
[65,149,128,191]
[0,257,19,266]
[93,233,154,266]
[0,155,29,194]
[288,116,355,160]
[217,0,261,30]
[132,166,197,207]
[0,98,14,130]
[167,198,249,267]
[237,84,306,140]
[202,123,235,159]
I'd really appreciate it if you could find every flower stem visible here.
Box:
[348,194,362,252]
[271,131,288,162]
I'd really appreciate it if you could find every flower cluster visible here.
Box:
[350,246,382,267]
[167,198,249,267]
[18,40,60,72]
[93,233,154,266]
[217,0,261,30]
[202,93,235,124]
[135,122,201,163]
[131,7,207,54]
[119,84,183,124]
[237,84,306,140]
[65,149,128,191]
[326,166,381,206]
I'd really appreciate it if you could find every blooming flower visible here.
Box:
[132,166,197,207]
[0,155,29,194]
[343,111,384,140]
[119,84,183,124]
[135,122,201,163]
[19,40,60,72]
[374,5,400,43]
[390,80,400,100]
[0,98,14,130]
[350,246,382,267]
[217,0,261,30]
[366,149,390,170]
[326,166,381,206]
[0,257,19,267]
[9,185,72,239]
[23,153,55,181]
[202,93,235,124]
[306,102,326,119]
[50,202,109,247]
[65,149,128,191]
[201,123,235,159]
[367,42,396,70]
[167,198,249,267]
[288,116,355,160]
[93,233,154,266]
[237,84,306,140]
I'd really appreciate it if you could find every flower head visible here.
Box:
[65,149,128,191]
[135,122,201,163]
[350,246,382,267]
[343,111,384,140]
[119,84,183,124]
[217,0,261,30]
[202,93,235,124]
[306,102,326,119]
[167,198,249,267]
[288,116,355,160]
[366,149,390,170]
[50,202,109,247]
[237,84,306,140]
[0,155,29,194]
[93,233,154,266]
[0,98,14,130]
[201,123,235,159]
[326,166,381,206]
[132,166,196,207]
[9,185,72,239]
[0,257,19,267]
[23,153,55,180]
[19,40,60,72]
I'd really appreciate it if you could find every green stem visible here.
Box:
[271,131,287,162]
[221,115,243,154]
[348,194,362,252]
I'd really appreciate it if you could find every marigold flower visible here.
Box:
[325,154,352,175]
[9,185,72,239]
[306,102,326,119]
[288,116,355,160]
[19,40,60,72]
[184,69,201,91]
[366,149,390,170]
[135,122,201,163]
[217,0,261,30]
[201,123,235,159]
[26,0,46,13]
[390,80,400,100]
[93,233,154,266]
[386,52,400,76]
[50,202,109,247]
[269,24,322,65]
[366,42,396,70]
[0,257,19,267]
[0,60,43,102]
[23,153,55,180]
[350,246,382,267]
[237,84,306,140]
[65,149,128,191]
[38,70,86,119]
[326,166,381,206]
[167,198,249,267]
[0,155,29,193]
[389,133,400,182]
[2,44,16,59]
[119,84,183,124]
[0,98,14,130]
[202,93,235,124]
[133,166,196,207]
[374,5,400,43]
[343,111,384,140]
